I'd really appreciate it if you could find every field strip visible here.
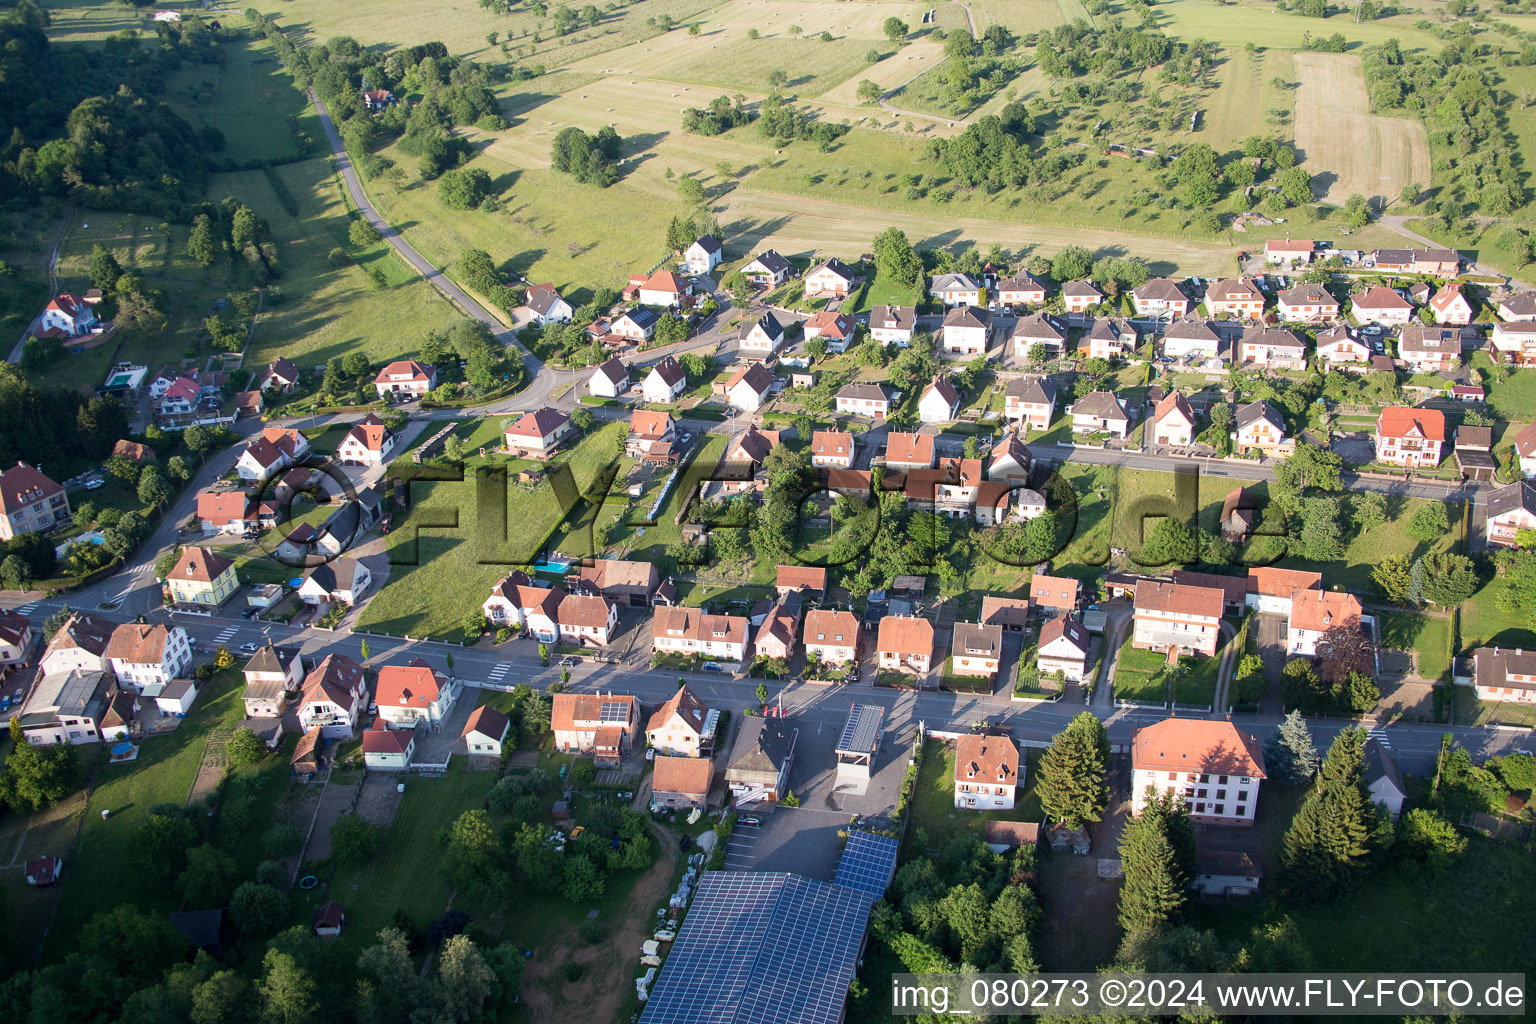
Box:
[1291,52,1430,203]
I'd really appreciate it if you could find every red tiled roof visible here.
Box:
[954,734,1019,784]
[1132,719,1265,777]
[652,755,713,795]
[877,615,933,658]
[375,660,442,708]
[1376,406,1445,442]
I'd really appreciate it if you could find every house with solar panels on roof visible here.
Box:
[552,692,640,765]
[834,704,884,788]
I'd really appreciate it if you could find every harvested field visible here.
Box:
[819,40,947,107]
[1292,52,1431,204]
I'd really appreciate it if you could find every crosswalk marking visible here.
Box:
[215,627,240,643]
[15,603,37,615]
[1369,729,1391,749]
[486,663,510,680]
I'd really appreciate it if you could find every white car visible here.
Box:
[239,642,259,653]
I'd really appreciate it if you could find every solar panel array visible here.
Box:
[833,830,900,897]
[639,872,876,1024]
[599,700,628,723]
[835,704,884,756]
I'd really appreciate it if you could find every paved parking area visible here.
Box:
[784,707,917,819]
[721,806,850,881]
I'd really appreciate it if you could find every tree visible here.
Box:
[357,927,420,1022]
[1051,244,1093,283]
[1395,808,1466,875]
[88,244,122,292]
[183,423,215,458]
[1265,710,1321,785]
[1343,193,1370,228]
[1345,671,1379,713]
[1037,712,1109,828]
[676,176,705,205]
[0,720,77,810]
[1281,729,1387,901]
[434,934,497,1023]
[257,950,317,1024]
[231,882,289,936]
[1316,624,1372,686]
[1134,516,1196,567]
[1118,792,1192,932]
[571,408,594,432]
[561,853,606,903]
[177,844,239,907]
[1,554,31,590]
[1419,551,1478,607]
[133,808,199,881]
[165,454,192,482]
[1398,182,1421,206]
[884,16,908,40]
[1407,501,1450,541]
[188,215,218,267]
[137,465,173,510]
[330,812,381,867]
[872,226,922,288]
[226,728,269,771]
[856,79,882,103]
[1351,491,1386,533]
[1371,553,1414,604]
[1273,442,1342,497]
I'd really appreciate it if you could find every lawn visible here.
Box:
[1171,651,1221,708]
[846,263,921,315]
[1376,610,1451,682]
[902,738,1043,855]
[45,666,248,956]
[1472,350,1536,424]
[1111,635,1169,705]
[1457,579,1536,654]
[358,421,626,639]
[163,34,322,166]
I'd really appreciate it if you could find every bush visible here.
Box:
[263,822,302,859]
[255,859,287,888]
[229,881,288,936]
[577,918,606,944]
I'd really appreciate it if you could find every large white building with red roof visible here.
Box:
[1131,718,1266,824]
[36,293,99,339]
[373,359,436,398]
[1374,406,1445,468]
[374,659,458,729]
[0,462,70,541]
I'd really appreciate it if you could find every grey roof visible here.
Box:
[160,678,196,701]
[1011,312,1065,341]
[810,258,855,282]
[930,272,980,293]
[650,356,686,386]
[1133,277,1187,302]
[1374,248,1416,264]
[1005,376,1057,406]
[836,382,894,403]
[997,271,1049,293]
[1398,325,1460,356]
[23,670,106,719]
[1501,292,1536,316]
[638,872,874,1024]
[746,249,791,274]
[1235,399,1285,431]
[741,311,784,342]
[1087,317,1134,342]
[1241,326,1305,350]
[952,621,1003,657]
[1062,279,1102,298]
[1473,645,1536,692]
[1196,849,1262,878]
[1362,737,1406,796]
[1071,390,1128,422]
[942,305,991,329]
[1279,284,1335,305]
[620,305,659,329]
[525,285,567,317]
[869,305,915,331]
[245,642,298,676]
[1487,480,1536,520]
[1163,318,1221,343]
[836,704,884,756]
[303,557,365,595]
[690,234,722,254]
[725,715,796,777]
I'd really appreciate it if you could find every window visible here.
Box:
[1214,805,1225,815]
[1240,777,1250,785]
[1237,790,1248,802]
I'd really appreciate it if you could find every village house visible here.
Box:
[804,258,857,298]
[0,610,28,670]
[1364,737,1407,820]
[834,381,895,419]
[1192,850,1263,896]
[1203,278,1265,319]
[1011,312,1066,359]
[1127,278,1187,318]
[929,272,982,307]
[1515,424,1536,479]
[1245,566,1323,615]
[651,756,714,811]
[375,660,457,731]
[868,304,916,345]
[1491,320,1536,364]
[1428,283,1474,325]
[557,593,620,647]
[1314,326,1370,369]
[235,428,310,483]
[1374,406,1445,468]
[589,357,630,399]
[1351,286,1415,325]
[627,409,675,458]
[740,250,791,290]
[505,407,573,454]
[645,685,717,757]
[1150,392,1197,448]
[652,606,750,664]
[876,615,934,676]
[995,271,1049,307]
[941,305,991,356]
[1471,646,1536,704]
[373,359,436,399]
[1287,590,1363,658]
[481,571,532,628]
[1497,291,1536,322]
[361,88,395,110]
[1234,400,1292,457]
[611,306,658,343]
[1220,486,1257,542]
[337,413,397,466]
[988,433,1031,484]
[0,462,71,542]
[1276,283,1340,322]
[1160,318,1224,362]
[950,621,1004,678]
[953,734,1020,810]
[362,724,414,771]
[884,431,935,470]
[1004,376,1057,430]
[1062,279,1103,313]
[1069,390,1130,438]
[105,623,192,693]
[1397,326,1461,374]
[573,558,661,607]
[753,593,804,664]
[803,609,860,666]
[35,293,99,339]
[738,311,786,360]
[1265,239,1314,265]
[258,357,301,392]
[1485,480,1536,547]
[242,642,304,718]
[1132,718,1265,824]
[725,716,797,806]
[918,376,962,424]
[681,235,722,276]
[164,546,238,612]
[801,311,857,351]
[1455,424,1496,482]
[521,586,566,643]
[297,654,367,739]
[15,670,116,746]
[723,426,780,490]
[298,558,372,607]
[1084,317,1135,360]
[642,356,688,403]
[810,429,854,468]
[979,595,1030,633]
[776,564,827,601]
[634,269,690,308]
[524,283,574,326]
[40,613,114,677]
[552,692,640,764]
[723,362,775,412]
[462,706,511,757]
[1133,581,1224,657]
[1037,616,1091,681]
[1238,326,1307,370]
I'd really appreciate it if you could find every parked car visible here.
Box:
[239,642,258,653]
[738,815,763,827]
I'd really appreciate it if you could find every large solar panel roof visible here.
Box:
[599,700,629,722]
[639,872,875,1024]
[833,830,900,897]
[835,703,884,756]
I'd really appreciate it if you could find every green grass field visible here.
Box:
[358,421,626,639]
[1377,610,1451,682]
[903,739,1043,855]
[1111,636,1170,704]
[163,35,322,166]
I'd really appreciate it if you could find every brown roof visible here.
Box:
[979,595,1030,628]
[1247,566,1322,598]
[803,609,859,645]
[1352,286,1413,310]
[0,462,64,514]
[1039,614,1089,653]
[776,565,828,592]
[884,432,934,466]
[984,820,1041,847]
[953,734,1019,784]
[811,430,853,460]
[197,490,252,527]
[44,612,115,658]
[1205,277,1262,302]
[1132,719,1266,777]
[463,705,510,741]
[170,546,234,584]
[551,692,638,732]
[343,413,392,453]
[375,660,442,708]
[112,440,156,463]
[1170,570,1247,607]
[507,407,570,441]
[292,727,322,766]
[105,623,173,665]
[630,409,673,439]
[362,728,412,755]
[1134,581,1224,620]
[726,362,775,396]
[575,558,658,595]
[300,654,365,710]
[652,755,713,795]
[1028,573,1080,609]
[1289,590,1362,633]
[876,615,933,658]
[645,685,710,734]
[951,621,1003,658]
[557,593,613,629]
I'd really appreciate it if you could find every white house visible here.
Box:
[929,273,982,307]
[644,685,717,757]
[520,585,566,643]
[1069,391,1129,438]
[337,414,396,466]
[362,726,415,770]
[1149,392,1196,448]
[682,235,722,275]
[1496,291,1536,322]
[482,571,532,627]
[1132,581,1223,657]
[462,706,511,757]
[1471,645,1536,704]
[651,606,750,665]
[242,643,304,718]
[952,734,1019,810]
[39,613,115,677]
[1491,320,1536,364]
[525,283,574,325]
[36,293,99,338]
[1396,326,1461,374]
[1238,326,1307,370]
[1277,284,1340,322]
[373,359,436,398]
[1485,480,1536,548]
[1286,590,1362,657]
[635,269,691,307]
[376,660,457,730]
[1131,718,1266,825]
[810,430,855,468]
[1351,286,1414,325]
[505,407,573,453]
[154,678,198,717]
[1062,280,1102,313]
[1131,278,1190,317]
[610,306,658,342]
[834,382,894,419]
[297,654,368,739]
[104,623,192,695]
[1315,326,1370,369]
[1203,278,1264,319]
[1374,406,1444,468]
[1085,318,1134,361]
[724,362,775,412]
[1428,283,1474,325]
[738,312,786,359]
[918,376,961,424]
[941,305,991,355]
[1234,400,1292,456]
[804,258,857,298]
[556,593,619,647]
[1363,738,1406,819]
[740,250,791,289]
[297,558,372,607]
[235,428,310,483]
[1004,376,1057,430]
[1011,313,1066,359]
[589,356,630,399]
[802,609,861,666]
[1160,319,1223,362]
[642,356,689,403]
[1037,616,1090,681]
[994,271,1048,308]
[868,305,916,345]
